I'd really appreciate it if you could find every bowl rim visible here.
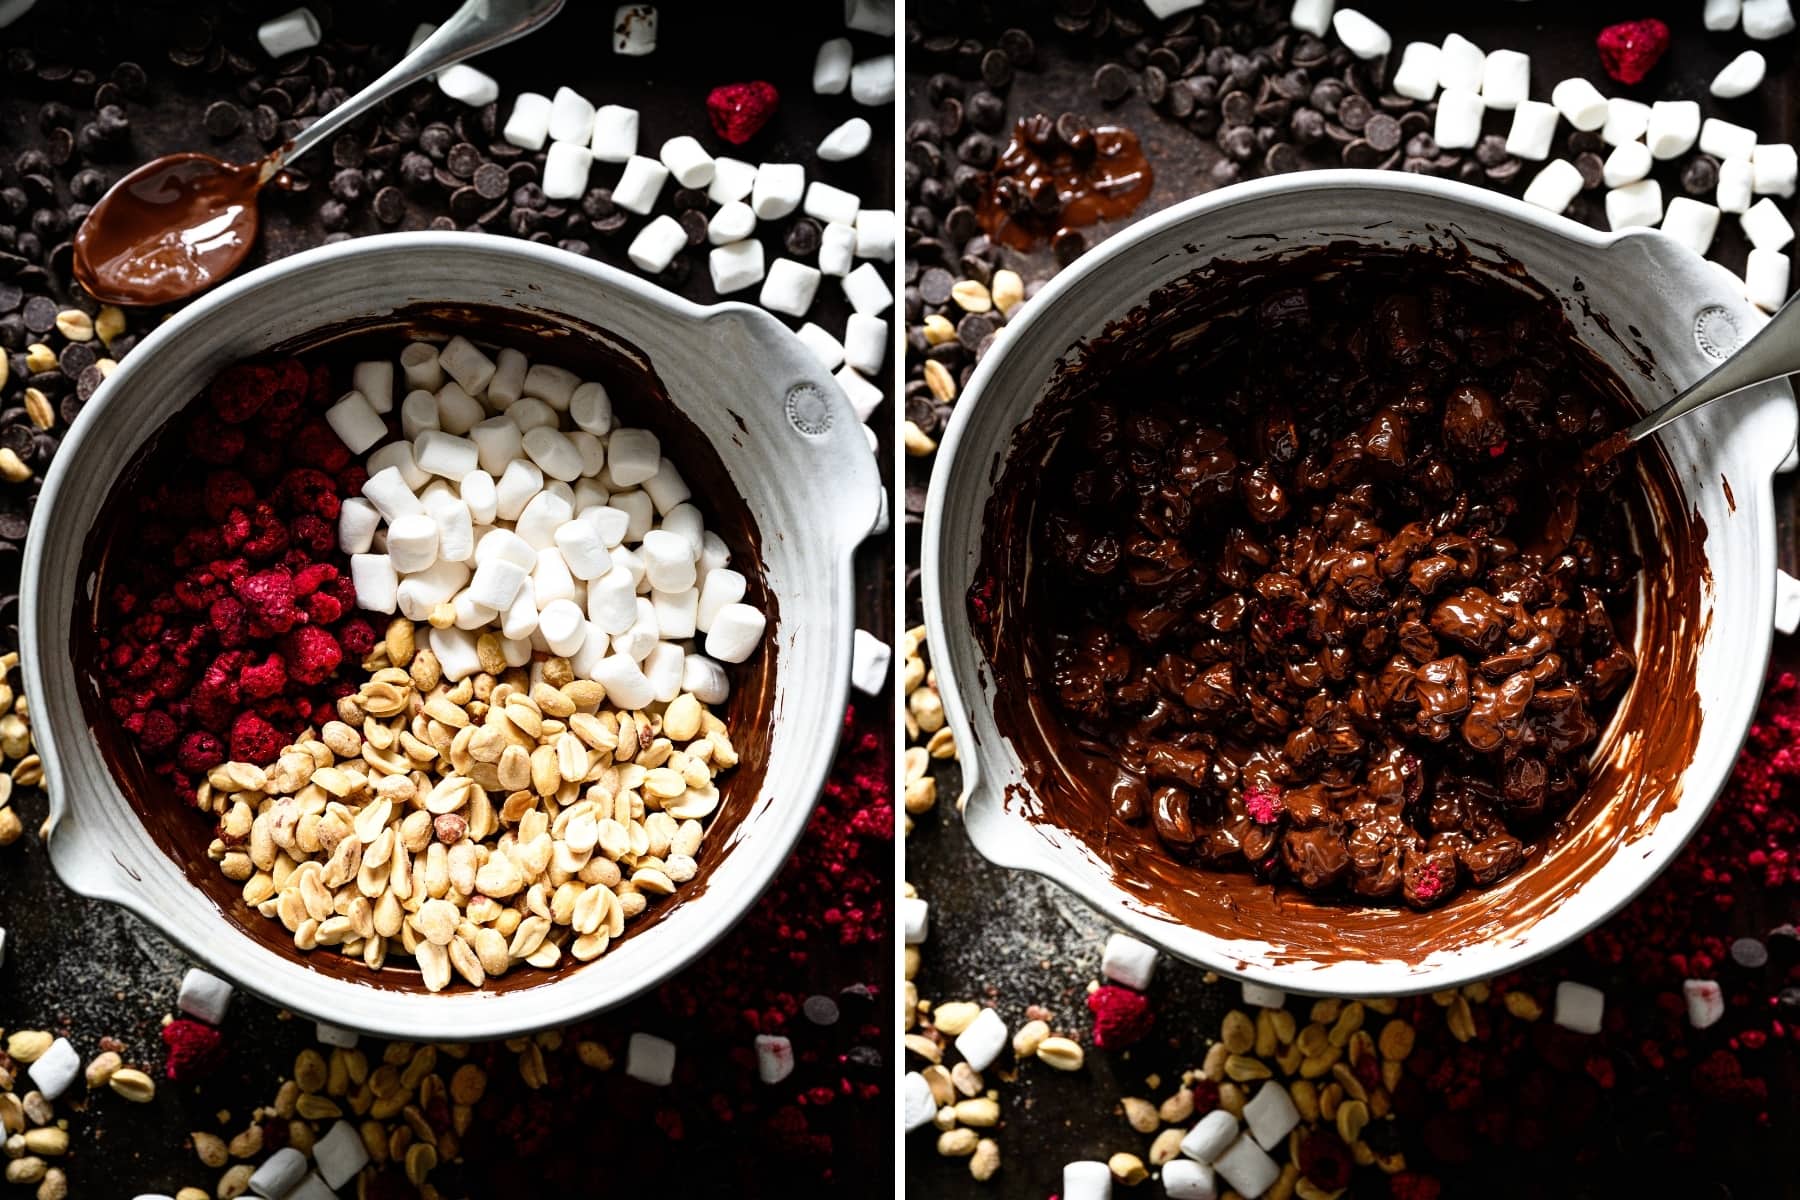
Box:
[23,231,880,1036]
[921,170,1794,995]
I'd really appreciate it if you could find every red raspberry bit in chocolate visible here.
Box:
[1244,784,1282,825]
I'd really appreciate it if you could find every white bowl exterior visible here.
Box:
[924,172,1796,995]
[24,233,882,1037]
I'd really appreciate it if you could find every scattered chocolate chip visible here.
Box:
[678,209,708,246]
[1681,155,1720,195]
[1093,62,1130,104]
[472,162,508,200]
[203,99,241,138]
[784,218,822,257]
[1364,113,1401,153]
[1338,94,1373,132]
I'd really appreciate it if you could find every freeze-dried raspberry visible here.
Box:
[187,412,245,464]
[1596,19,1669,86]
[276,467,344,520]
[1298,1130,1353,1190]
[241,504,290,560]
[203,471,257,522]
[285,625,343,686]
[303,590,345,625]
[288,514,335,556]
[706,81,780,144]
[1245,784,1282,824]
[291,562,338,597]
[160,1019,225,1082]
[1086,985,1153,1049]
[290,421,353,476]
[177,731,225,773]
[209,596,249,647]
[233,569,299,633]
[228,711,284,763]
[238,653,288,700]
[208,362,278,423]
[139,710,179,752]
[337,618,376,658]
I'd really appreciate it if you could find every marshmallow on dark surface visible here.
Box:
[548,86,596,145]
[818,117,872,161]
[1744,0,1797,39]
[815,37,853,95]
[1553,980,1605,1034]
[1606,179,1664,230]
[1331,9,1390,59]
[1437,33,1486,92]
[1602,140,1653,188]
[1505,100,1558,161]
[257,6,321,58]
[1754,143,1798,197]
[503,92,553,151]
[707,201,756,246]
[542,140,593,201]
[660,135,715,188]
[1601,97,1650,148]
[1742,197,1796,250]
[1522,159,1583,214]
[1101,932,1159,990]
[1434,88,1485,151]
[612,5,658,55]
[849,55,896,106]
[1661,197,1721,256]
[437,64,498,107]
[1746,247,1791,311]
[752,162,806,219]
[178,967,235,1024]
[1551,77,1608,131]
[590,104,639,162]
[1480,49,1531,111]
[709,239,766,294]
[760,258,822,316]
[613,155,670,215]
[1061,1161,1111,1200]
[708,156,758,204]
[1647,100,1701,160]
[1712,49,1766,98]
[1391,42,1441,101]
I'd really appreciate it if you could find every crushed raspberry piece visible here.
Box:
[285,625,343,686]
[1297,1130,1353,1190]
[186,412,245,464]
[1596,19,1669,85]
[1245,784,1282,824]
[1086,984,1153,1049]
[228,711,284,764]
[208,362,279,423]
[233,569,299,633]
[139,710,179,751]
[337,618,376,658]
[1389,1173,1443,1200]
[706,81,780,144]
[203,471,257,522]
[177,731,225,774]
[160,1019,226,1082]
[238,653,288,700]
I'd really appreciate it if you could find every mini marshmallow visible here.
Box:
[682,653,730,704]
[754,1035,795,1085]
[568,621,609,678]
[644,461,691,514]
[854,208,896,260]
[1602,140,1653,188]
[1287,0,1334,38]
[1747,247,1792,311]
[1684,979,1725,1029]
[697,567,746,632]
[363,466,427,522]
[470,417,523,477]
[901,895,929,944]
[660,135,715,188]
[528,362,581,409]
[849,54,895,106]
[424,492,474,564]
[707,200,756,245]
[400,341,443,392]
[1438,32,1485,92]
[820,220,857,276]
[1742,196,1796,250]
[570,382,614,435]
[1062,1162,1111,1200]
[627,214,686,274]
[502,581,539,640]
[430,624,482,681]
[641,529,697,593]
[709,239,766,294]
[495,459,544,522]
[507,397,558,432]
[608,429,661,487]
[803,181,861,227]
[468,557,529,611]
[588,568,639,633]
[845,0,893,33]
[700,530,730,576]
[705,602,766,663]
[1712,49,1766,99]
[313,1121,370,1190]
[1551,77,1608,131]
[1522,159,1584,214]
[28,1038,79,1101]
[1701,118,1758,163]
[594,652,655,708]
[1601,97,1650,148]
[761,258,823,317]
[613,492,655,543]
[842,262,893,315]
[1181,1109,1239,1164]
[548,86,595,145]
[313,1021,359,1049]
[752,162,806,220]
[814,36,853,94]
[522,425,585,482]
[614,155,670,215]
[555,520,613,580]
[538,599,587,657]
[339,498,379,555]
[503,92,553,151]
[584,504,630,548]
[850,628,890,695]
[1707,0,1744,28]
[178,968,234,1024]
[904,1072,936,1131]
[834,365,884,422]
[396,560,469,620]
[1391,42,1441,102]
[353,360,394,413]
[652,587,699,640]
[1660,197,1721,257]
[1744,0,1797,39]
[400,390,440,440]
[613,4,658,55]
[1647,100,1701,160]
[516,490,575,548]
[1162,1159,1218,1200]
[1434,88,1485,151]
[415,430,480,480]
[1331,8,1389,59]
[543,140,593,201]
[1213,1136,1279,1200]
[371,434,430,493]
[708,156,758,204]
[1481,48,1530,111]
[325,390,385,454]
[439,335,496,396]
[818,117,871,162]
[437,64,498,107]
[796,321,846,370]
[1606,179,1664,230]
[660,503,704,555]
[386,514,438,573]
[591,104,639,162]
[1241,980,1286,1009]
[1505,100,1558,162]
[249,1148,308,1200]
[1244,1081,1301,1150]
[436,382,485,434]
[955,1007,1008,1073]
[843,312,888,376]
[1719,158,1755,213]
[643,641,683,702]
[1754,143,1797,197]
[1102,932,1159,990]
[257,7,321,58]
[1554,980,1605,1034]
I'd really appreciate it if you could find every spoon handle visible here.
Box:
[1628,289,1800,443]
[262,0,565,181]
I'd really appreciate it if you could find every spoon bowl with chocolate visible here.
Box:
[923,172,1796,995]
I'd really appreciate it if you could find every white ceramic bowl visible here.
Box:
[23,232,884,1038]
[923,172,1796,996]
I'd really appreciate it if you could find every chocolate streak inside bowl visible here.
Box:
[73,302,780,994]
[973,243,1709,965]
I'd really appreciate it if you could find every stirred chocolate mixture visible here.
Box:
[995,250,1645,909]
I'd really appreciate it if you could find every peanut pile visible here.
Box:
[199,615,737,991]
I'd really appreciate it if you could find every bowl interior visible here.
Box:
[927,176,1794,992]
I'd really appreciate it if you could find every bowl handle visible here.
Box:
[40,744,140,908]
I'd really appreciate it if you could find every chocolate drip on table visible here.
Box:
[976,114,1152,250]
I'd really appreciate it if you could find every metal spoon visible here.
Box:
[72,0,564,307]
[1625,290,1800,444]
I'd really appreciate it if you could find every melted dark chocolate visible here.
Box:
[977,115,1153,251]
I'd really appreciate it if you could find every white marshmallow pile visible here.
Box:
[335,336,767,710]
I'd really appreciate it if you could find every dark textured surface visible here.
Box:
[905,5,1799,1198]
[0,2,893,1195]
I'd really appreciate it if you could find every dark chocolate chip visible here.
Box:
[920,267,954,306]
[1681,155,1720,196]
[981,49,1013,89]
[678,210,708,247]
[1338,94,1372,132]
[999,27,1036,66]
[1475,135,1510,168]
[1093,62,1131,104]
[1053,227,1086,265]
[1575,152,1605,190]
[473,162,509,201]
[1265,142,1301,174]
[784,218,822,257]
[1365,113,1401,153]
[21,296,53,334]
[446,143,482,179]
[203,100,241,138]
